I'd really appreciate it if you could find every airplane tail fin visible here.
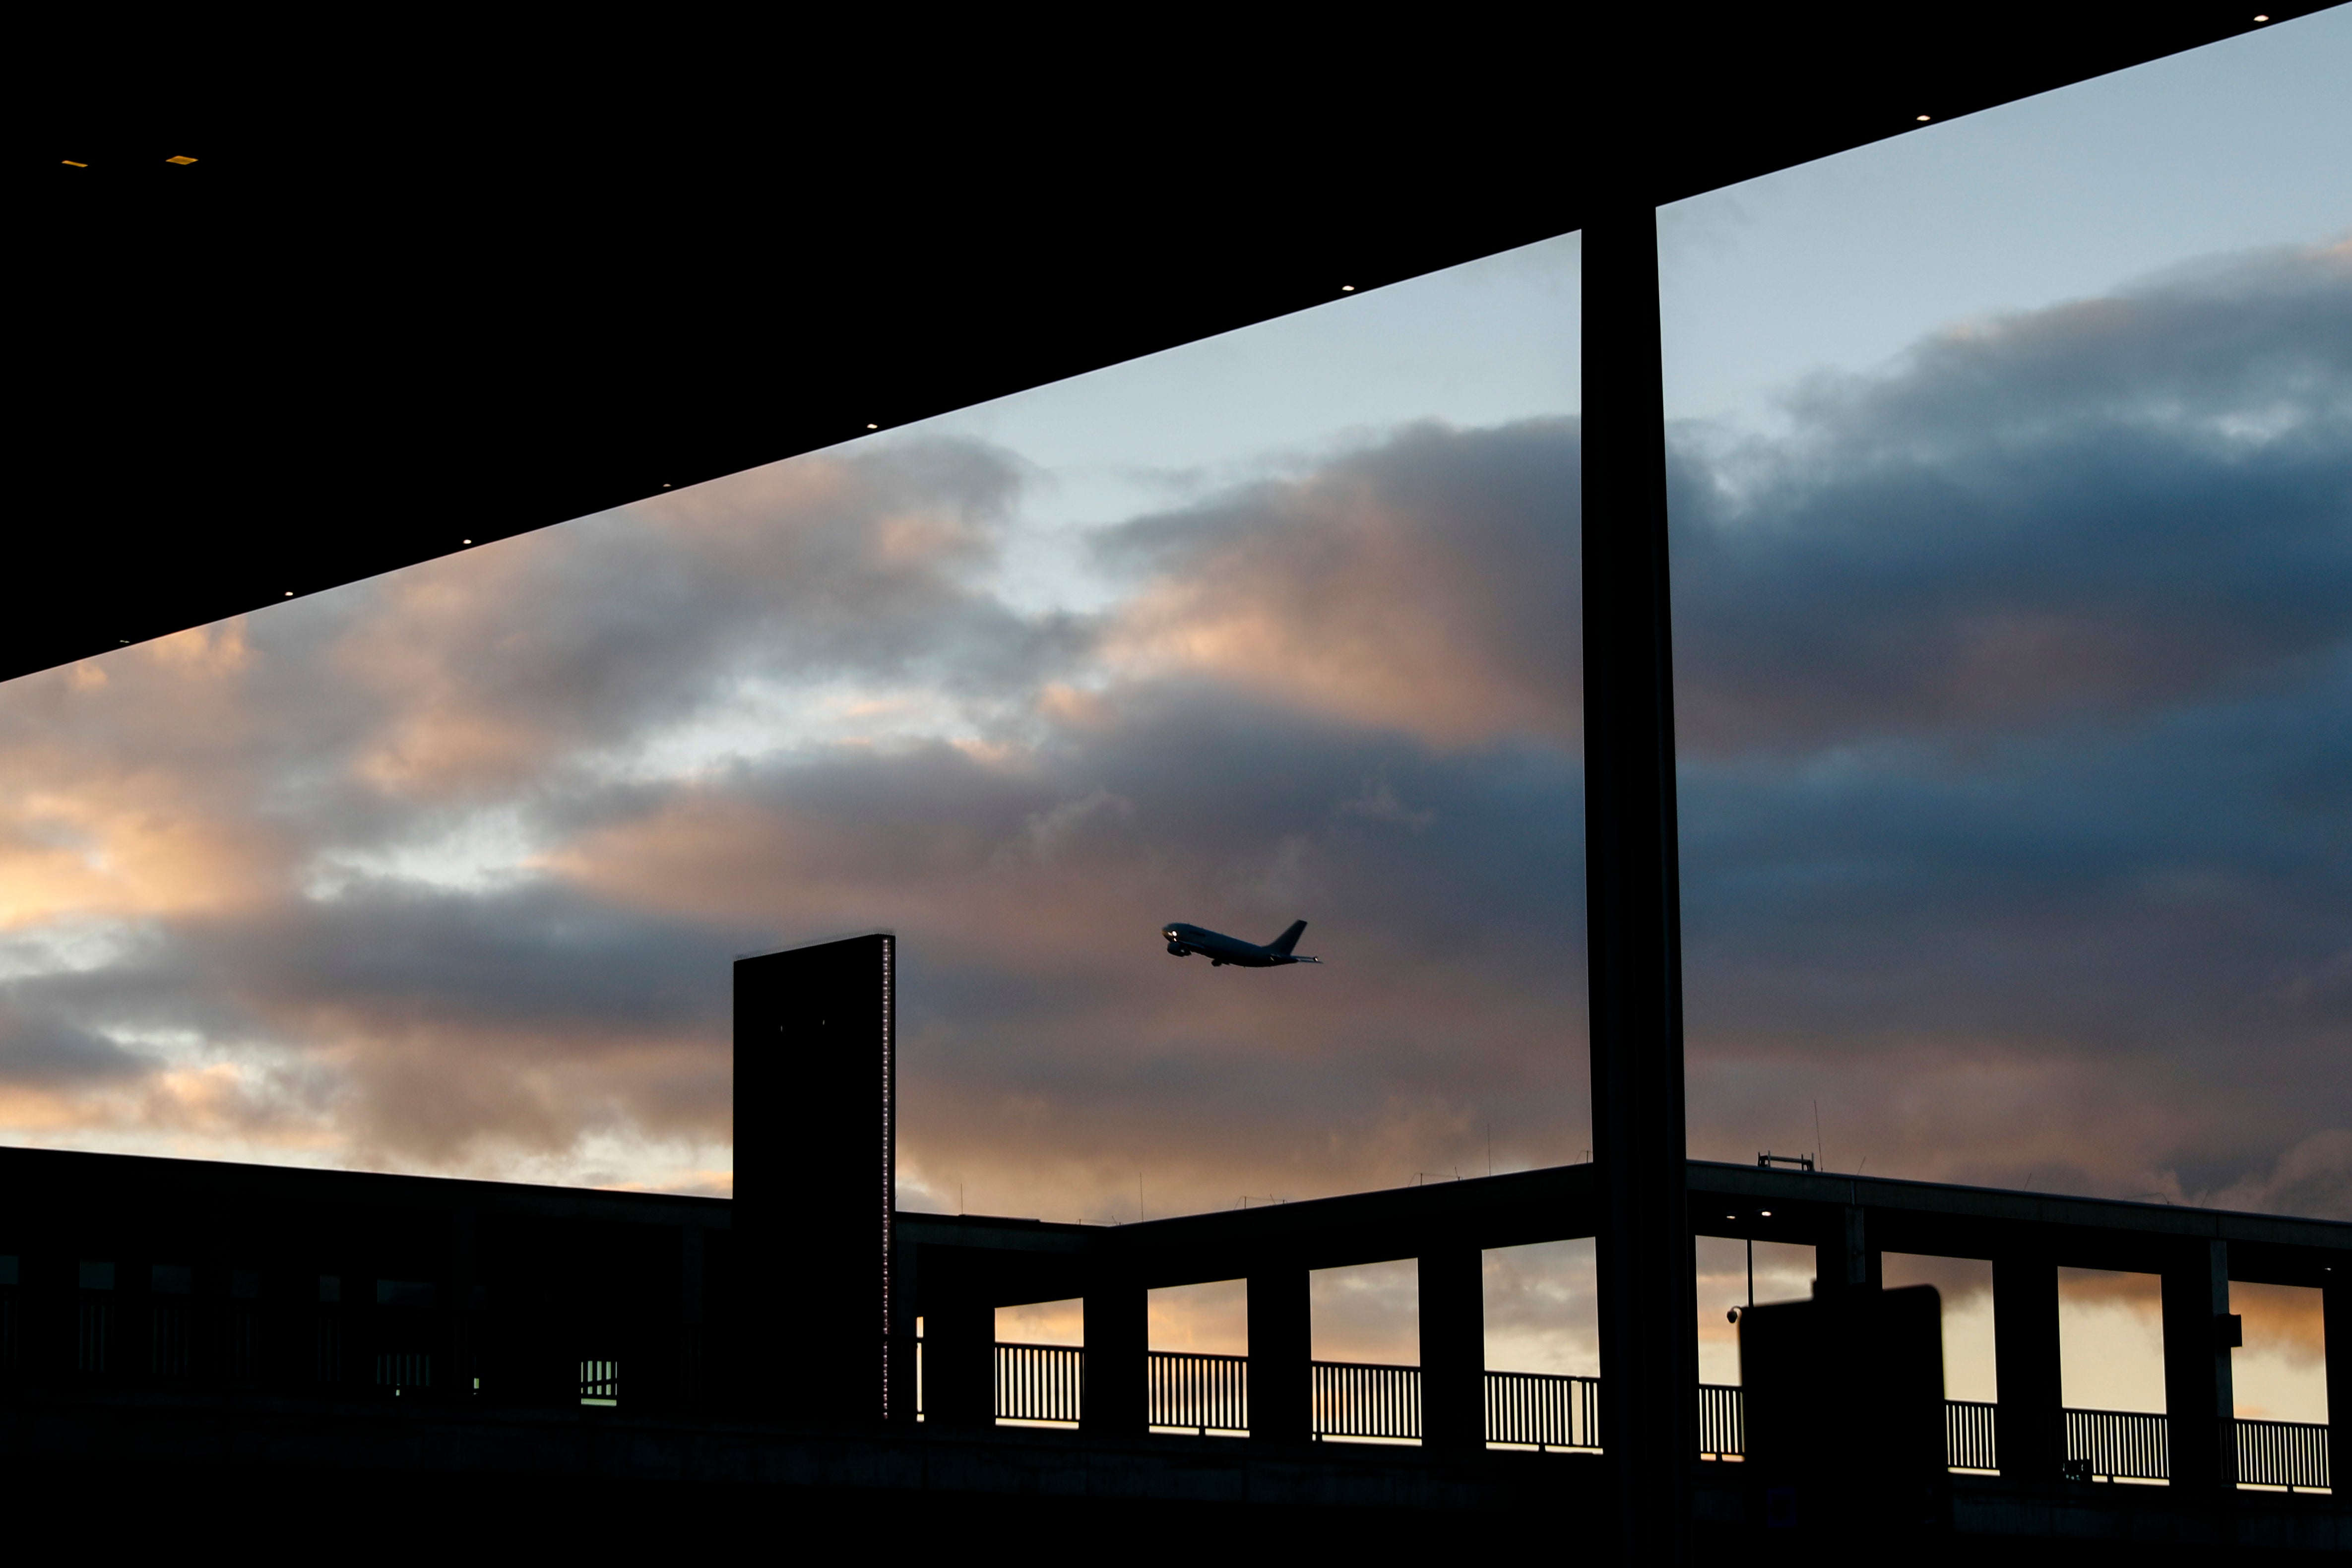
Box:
[1268,920,1307,955]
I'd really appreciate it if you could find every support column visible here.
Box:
[2326,1280,2350,1495]
[1582,15,1696,1558]
[733,934,895,1425]
[925,1291,995,1429]
[439,1206,476,1406]
[886,1233,920,1426]
[1418,1247,1484,1452]
[1815,1206,1881,1298]
[1992,1253,2063,1483]
[1247,1267,1311,1444]
[1081,1271,1147,1438]
[678,1223,706,1412]
[2160,1240,2234,1493]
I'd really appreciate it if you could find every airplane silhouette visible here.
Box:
[1161,920,1320,968]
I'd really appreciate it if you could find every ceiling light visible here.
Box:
[1916,115,1931,123]
[2254,13,2269,19]
[866,423,879,430]
[166,155,197,165]
[1341,285,1356,292]
[462,539,472,544]
[1760,1210,1772,1216]
[283,591,293,597]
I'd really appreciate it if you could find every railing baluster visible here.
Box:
[2065,1406,2169,1482]
[1146,1347,1249,1432]
[937,1350,2327,1489]
[2236,1415,2330,1491]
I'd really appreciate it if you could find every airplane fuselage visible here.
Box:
[1161,921,1320,968]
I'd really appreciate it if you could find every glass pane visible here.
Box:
[1665,18,2350,1210]
[1663,12,2347,1430]
[0,229,1587,1229]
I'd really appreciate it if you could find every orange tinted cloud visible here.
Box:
[1097,421,1580,749]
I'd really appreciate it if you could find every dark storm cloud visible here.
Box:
[1670,241,2352,751]
[1660,242,2352,1205]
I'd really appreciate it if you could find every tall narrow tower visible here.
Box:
[733,932,895,1423]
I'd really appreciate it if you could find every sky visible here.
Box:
[2,11,2346,1426]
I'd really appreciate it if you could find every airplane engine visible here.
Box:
[1167,941,1188,955]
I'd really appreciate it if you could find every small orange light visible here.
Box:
[166,155,197,165]
[63,159,88,167]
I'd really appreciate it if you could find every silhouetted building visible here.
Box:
[0,950,2343,1552]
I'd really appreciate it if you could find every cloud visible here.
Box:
[1670,238,2352,752]
[1094,419,1583,748]
[0,1007,151,1086]
[2204,1129,2352,1223]
[1663,241,2352,1204]
[318,437,1075,800]
[0,238,2343,1251]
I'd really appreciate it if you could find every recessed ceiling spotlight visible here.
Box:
[166,155,197,165]
[462,538,472,544]
[866,423,879,430]
[1341,285,1356,292]
[1916,114,1932,122]
[283,590,294,597]
[2253,13,2269,19]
